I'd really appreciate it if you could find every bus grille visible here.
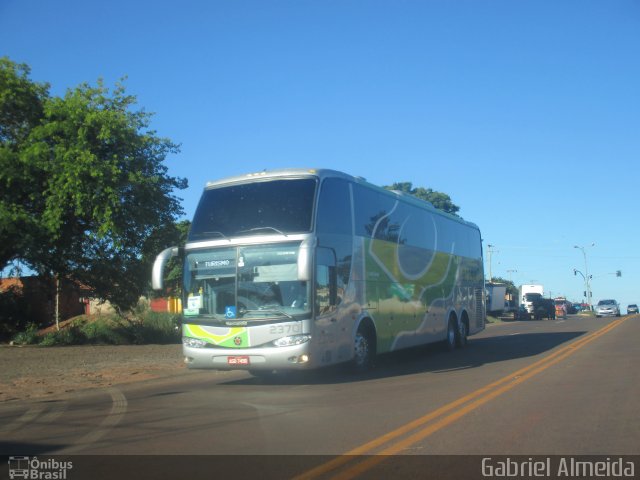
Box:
[474,287,484,327]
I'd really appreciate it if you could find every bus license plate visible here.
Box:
[228,356,250,366]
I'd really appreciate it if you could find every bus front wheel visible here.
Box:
[352,325,375,372]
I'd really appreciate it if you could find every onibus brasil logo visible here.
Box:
[8,457,73,479]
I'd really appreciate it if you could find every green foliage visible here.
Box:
[160,219,190,297]
[11,323,39,345]
[80,317,132,344]
[0,286,36,339]
[384,182,461,216]
[39,325,86,346]
[0,58,50,265]
[127,311,182,344]
[10,310,181,346]
[0,58,48,145]
[0,57,187,311]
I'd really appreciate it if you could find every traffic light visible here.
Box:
[616,270,622,277]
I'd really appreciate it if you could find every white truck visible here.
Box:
[486,283,507,315]
[519,284,544,314]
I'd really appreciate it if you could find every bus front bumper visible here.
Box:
[183,342,315,371]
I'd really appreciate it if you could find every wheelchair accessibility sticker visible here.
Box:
[225,306,237,319]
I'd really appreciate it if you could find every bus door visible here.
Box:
[314,247,340,365]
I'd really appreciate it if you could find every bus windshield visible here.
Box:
[183,243,310,321]
[188,178,317,241]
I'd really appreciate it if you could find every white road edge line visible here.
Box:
[57,387,128,454]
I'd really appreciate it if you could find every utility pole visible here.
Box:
[55,275,60,331]
[487,244,497,283]
[574,243,594,310]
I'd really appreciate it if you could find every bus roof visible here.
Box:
[204,168,351,188]
[203,168,480,231]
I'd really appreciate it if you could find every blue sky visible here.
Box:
[2,0,639,308]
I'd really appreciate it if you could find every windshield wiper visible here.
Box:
[185,314,228,323]
[237,227,288,237]
[239,308,294,320]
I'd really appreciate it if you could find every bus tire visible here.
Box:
[352,324,375,373]
[456,318,468,348]
[446,317,457,351]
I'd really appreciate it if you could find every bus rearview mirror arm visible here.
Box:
[152,246,181,290]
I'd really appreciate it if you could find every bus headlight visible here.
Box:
[183,337,208,348]
[273,334,312,347]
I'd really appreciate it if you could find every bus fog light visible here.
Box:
[287,355,310,364]
[273,334,311,347]
[183,337,207,348]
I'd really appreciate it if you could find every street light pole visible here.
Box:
[487,244,497,283]
[574,243,594,310]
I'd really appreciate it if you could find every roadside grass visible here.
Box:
[12,310,543,346]
[11,310,181,346]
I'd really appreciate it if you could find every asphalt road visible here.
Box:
[2,314,639,479]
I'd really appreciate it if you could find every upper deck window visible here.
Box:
[189,178,317,241]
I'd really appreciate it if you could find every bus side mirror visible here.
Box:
[297,238,316,282]
[152,246,180,290]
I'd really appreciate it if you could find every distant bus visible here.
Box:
[152,169,485,374]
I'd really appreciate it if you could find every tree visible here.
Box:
[0,58,50,266]
[384,182,461,216]
[0,58,48,145]
[151,219,190,298]
[0,57,187,313]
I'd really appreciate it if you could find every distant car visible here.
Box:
[515,305,531,320]
[627,304,639,315]
[595,299,621,317]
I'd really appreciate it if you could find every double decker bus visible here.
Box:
[152,168,485,374]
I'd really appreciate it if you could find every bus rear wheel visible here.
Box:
[445,318,457,351]
[456,319,468,348]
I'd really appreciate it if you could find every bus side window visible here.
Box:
[316,265,337,314]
